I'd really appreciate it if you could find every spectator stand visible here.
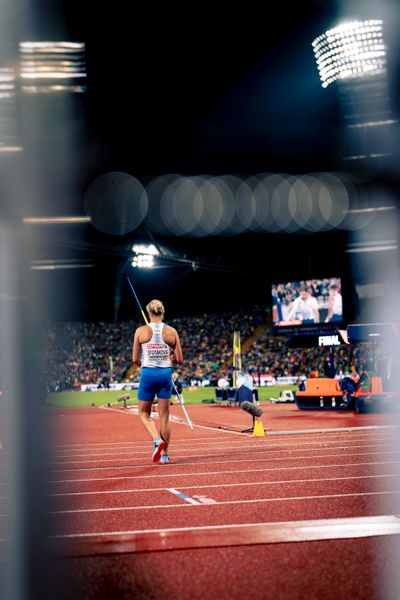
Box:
[44,306,376,397]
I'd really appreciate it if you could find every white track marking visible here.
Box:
[48,436,245,454]
[99,405,399,438]
[50,514,400,540]
[99,405,250,436]
[47,444,399,473]
[49,457,400,484]
[48,473,400,497]
[47,428,396,453]
[51,490,400,514]
[267,426,398,436]
[48,435,228,450]
[47,435,399,462]
[48,431,398,457]
[167,488,201,505]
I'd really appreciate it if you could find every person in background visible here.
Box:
[217,375,229,389]
[132,299,183,464]
[325,283,343,323]
[297,375,306,392]
[286,285,320,324]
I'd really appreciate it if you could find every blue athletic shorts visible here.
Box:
[138,367,173,402]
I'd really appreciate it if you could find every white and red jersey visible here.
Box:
[141,323,172,368]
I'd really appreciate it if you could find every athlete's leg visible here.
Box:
[137,400,159,440]
[157,398,171,454]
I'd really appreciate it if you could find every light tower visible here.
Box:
[312,19,395,169]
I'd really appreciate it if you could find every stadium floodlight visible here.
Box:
[131,254,155,268]
[131,244,159,268]
[0,67,23,152]
[19,41,86,93]
[312,20,386,88]
[131,243,159,256]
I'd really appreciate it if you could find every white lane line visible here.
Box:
[50,490,400,514]
[47,429,395,454]
[167,488,201,505]
[49,456,400,484]
[50,514,400,540]
[48,436,241,455]
[100,403,231,427]
[48,473,400,497]
[47,435,399,462]
[113,405,399,437]
[47,444,399,473]
[100,405,251,436]
[267,426,398,436]
[48,437,387,459]
[48,435,227,450]
[152,419,399,438]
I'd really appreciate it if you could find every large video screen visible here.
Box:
[272,277,343,331]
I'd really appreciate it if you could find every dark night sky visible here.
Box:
[19,1,399,322]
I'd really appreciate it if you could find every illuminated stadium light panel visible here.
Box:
[19,41,86,93]
[131,254,155,268]
[312,20,386,88]
[0,67,23,152]
[131,243,159,256]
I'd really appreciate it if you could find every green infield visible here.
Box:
[45,385,298,408]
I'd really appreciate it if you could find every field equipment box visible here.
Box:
[295,377,346,410]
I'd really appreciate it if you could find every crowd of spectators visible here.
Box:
[45,320,139,391]
[169,306,266,385]
[245,332,372,380]
[45,304,376,392]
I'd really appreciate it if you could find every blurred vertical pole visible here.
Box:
[0,2,32,598]
[338,2,400,598]
[0,227,53,600]
[0,230,24,600]
[0,1,68,598]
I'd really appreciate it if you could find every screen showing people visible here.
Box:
[272,278,343,328]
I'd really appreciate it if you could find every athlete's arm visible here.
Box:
[132,329,142,366]
[172,331,183,365]
[163,326,184,365]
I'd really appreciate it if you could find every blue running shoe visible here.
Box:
[159,455,172,464]
[152,437,165,463]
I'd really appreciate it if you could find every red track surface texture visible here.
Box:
[47,403,400,599]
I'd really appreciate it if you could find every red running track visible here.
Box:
[46,404,400,599]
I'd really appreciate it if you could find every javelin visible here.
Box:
[127,277,194,430]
